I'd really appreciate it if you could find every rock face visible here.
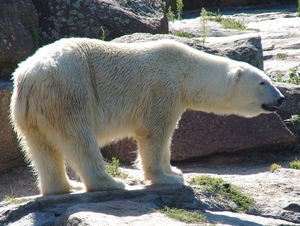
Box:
[102,113,295,162]
[0,81,23,172]
[31,0,168,46]
[276,83,300,120]
[0,0,39,77]
[112,33,264,70]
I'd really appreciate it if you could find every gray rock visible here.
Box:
[102,112,295,162]
[112,33,263,69]
[0,81,23,172]
[276,83,300,120]
[0,0,39,77]
[31,0,168,46]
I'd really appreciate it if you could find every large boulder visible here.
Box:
[31,0,168,46]
[276,83,300,120]
[0,81,23,172]
[112,33,263,70]
[102,112,295,162]
[0,0,39,77]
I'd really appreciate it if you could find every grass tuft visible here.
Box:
[269,163,282,172]
[162,206,207,223]
[172,31,193,38]
[189,175,255,212]
[4,195,28,204]
[289,158,300,169]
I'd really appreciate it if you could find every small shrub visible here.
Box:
[189,175,255,212]
[287,67,300,85]
[30,21,40,50]
[173,31,193,38]
[167,6,175,22]
[107,157,128,179]
[176,0,184,20]
[200,8,208,45]
[162,206,207,223]
[290,158,300,169]
[284,114,300,153]
[269,163,282,172]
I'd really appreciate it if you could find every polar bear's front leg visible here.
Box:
[162,143,183,176]
[136,133,184,185]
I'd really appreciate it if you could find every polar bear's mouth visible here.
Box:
[261,104,277,112]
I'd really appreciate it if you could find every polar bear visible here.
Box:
[10,38,284,195]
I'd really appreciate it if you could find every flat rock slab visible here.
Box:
[1,161,300,225]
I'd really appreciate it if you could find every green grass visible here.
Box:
[269,163,282,172]
[284,114,300,153]
[106,157,128,179]
[162,206,207,223]
[189,175,255,212]
[290,158,300,169]
[30,21,40,50]
[221,18,246,30]
[173,31,193,38]
[4,195,29,204]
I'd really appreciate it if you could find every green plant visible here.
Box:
[276,75,283,83]
[176,0,184,20]
[285,115,300,153]
[200,8,208,46]
[298,0,300,17]
[287,67,300,85]
[173,31,192,38]
[221,18,246,30]
[30,21,40,50]
[107,157,128,179]
[269,163,282,172]
[276,53,288,60]
[4,195,28,204]
[289,158,300,169]
[167,6,175,22]
[162,206,207,223]
[189,175,255,212]
[101,27,105,41]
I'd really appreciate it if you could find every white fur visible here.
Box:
[10,38,283,195]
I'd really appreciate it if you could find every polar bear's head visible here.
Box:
[222,63,285,117]
[187,61,284,118]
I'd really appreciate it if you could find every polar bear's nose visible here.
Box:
[277,97,285,106]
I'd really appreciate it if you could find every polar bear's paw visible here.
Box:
[165,166,183,176]
[148,173,184,185]
[69,180,85,192]
[86,178,126,192]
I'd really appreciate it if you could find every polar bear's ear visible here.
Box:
[229,68,243,83]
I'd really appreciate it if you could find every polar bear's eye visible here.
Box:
[260,82,265,85]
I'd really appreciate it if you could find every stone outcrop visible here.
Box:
[0,0,39,77]
[112,33,264,70]
[0,81,23,172]
[102,112,296,162]
[276,83,300,120]
[31,0,168,46]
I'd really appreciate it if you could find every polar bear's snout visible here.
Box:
[262,96,285,112]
